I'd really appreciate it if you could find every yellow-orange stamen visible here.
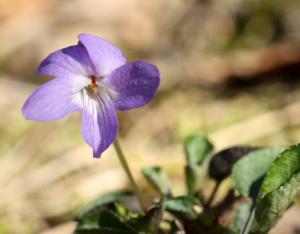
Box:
[90,75,97,87]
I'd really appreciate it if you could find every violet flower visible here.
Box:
[22,33,160,157]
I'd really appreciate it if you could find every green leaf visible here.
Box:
[75,210,138,234]
[259,144,300,199]
[165,196,201,220]
[251,145,300,233]
[184,134,213,195]
[75,191,133,221]
[76,214,100,230]
[232,148,285,197]
[254,172,300,233]
[141,206,164,233]
[231,199,252,234]
[141,166,171,195]
[185,164,205,195]
[114,203,132,219]
[131,203,164,233]
[96,210,133,230]
[209,146,258,182]
[184,134,213,165]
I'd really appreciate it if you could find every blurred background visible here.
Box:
[1,0,300,233]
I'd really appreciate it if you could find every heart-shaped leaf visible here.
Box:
[252,144,300,232]
[165,196,201,220]
[184,134,213,195]
[185,164,206,195]
[75,191,133,221]
[231,199,253,234]
[259,144,300,199]
[142,166,171,195]
[232,148,285,198]
[130,202,164,233]
[75,210,138,234]
[254,172,300,233]
[184,134,213,165]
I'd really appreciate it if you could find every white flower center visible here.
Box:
[78,74,119,107]
[84,75,101,95]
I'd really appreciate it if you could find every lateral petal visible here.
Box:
[22,78,83,121]
[103,60,160,111]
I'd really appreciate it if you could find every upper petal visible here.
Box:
[78,33,126,76]
[22,78,84,121]
[38,44,95,79]
[81,90,119,158]
[103,60,160,111]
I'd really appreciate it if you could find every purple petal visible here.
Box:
[78,33,126,76]
[38,44,95,79]
[103,60,160,111]
[81,91,118,158]
[22,78,83,121]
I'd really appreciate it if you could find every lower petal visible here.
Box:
[81,91,118,157]
[22,78,81,121]
[103,60,160,111]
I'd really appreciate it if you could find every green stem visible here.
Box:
[205,180,221,208]
[113,139,146,212]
